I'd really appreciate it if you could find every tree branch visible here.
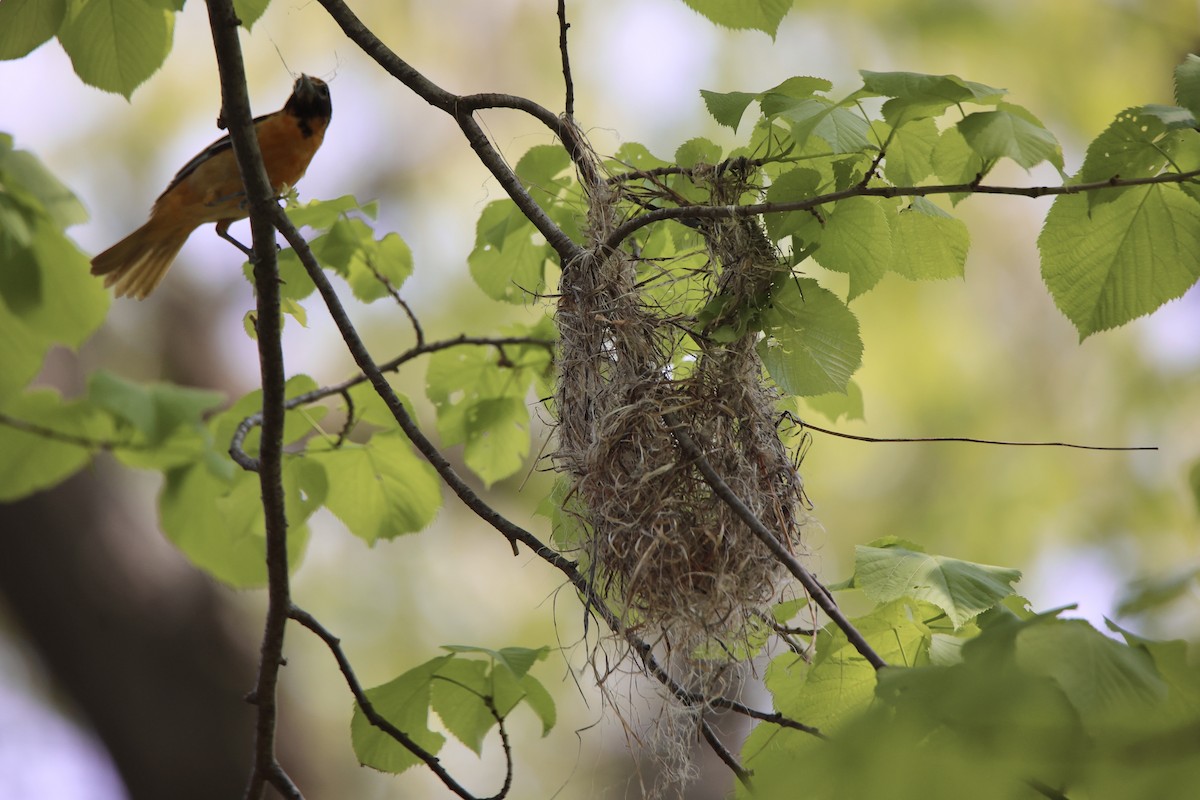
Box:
[664,411,888,671]
[288,607,495,800]
[202,3,295,799]
[313,0,586,265]
[556,0,574,117]
[700,718,752,789]
[602,167,1200,253]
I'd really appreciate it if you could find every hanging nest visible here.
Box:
[553,131,808,670]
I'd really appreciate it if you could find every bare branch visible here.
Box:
[700,719,752,789]
[602,167,1200,253]
[664,411,888,670]
[793,417,1158,452]
[288,607,493,800]
[557,0,575,117]
[202,4,294,800]
[313,0,587,265]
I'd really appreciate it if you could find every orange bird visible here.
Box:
[91,74,332,299]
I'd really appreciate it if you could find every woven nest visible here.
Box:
[553,137,808,666]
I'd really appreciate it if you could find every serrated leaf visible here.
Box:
[58,0,174,98]
[0,389,113,501]
[931,125,986,200]
[675,137,722,168]
[352,656,453,774]
[776,98,871,154]
[158,455,316,587]
[518,674,556,736]
[232,0,271,28]
[88,370,224,446]
[1015,620,1167,731]
[426,345,544,486]
[1078,106,1192,209]
[1039,185,1200,337]
[1,146,89,228]
[957,103,1063,170]
[872,117,938,185]
[700,89,758,131]
[284,194,365,230]
[468,200,548,303]
[854,545,1022,628]
[515,145,570,191]
[889,197,969,281]
[0,0,66,59]
[762,167,823,241]
[430,659,492,754]
[757,278,863,396]
[679,0,791,37]
[1175,54,1200,118]
[860,70,1005,125]
[812,196,892,299]
[309,433,442,542]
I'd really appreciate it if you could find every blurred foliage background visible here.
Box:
[1,0,1197,797]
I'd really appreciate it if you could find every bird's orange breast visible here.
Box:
[151,111,328,228]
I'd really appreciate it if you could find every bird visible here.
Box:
[90,74,332,299]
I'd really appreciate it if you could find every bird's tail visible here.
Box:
[90,217,194,299]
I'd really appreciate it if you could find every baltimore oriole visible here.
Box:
[91,74,332,299]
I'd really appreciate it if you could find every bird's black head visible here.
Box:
[285,75,332,127]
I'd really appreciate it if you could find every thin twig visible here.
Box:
[700,719,752,789]
[228,334,555,470]
[795,417,1158,452]
[664,411,888,671]
[557,0,574,117]
[203,2,294,800]
[602,167,1200,253]
[288,607,492,800]
[366,261,424,344]
[0,412,138,452]
[314,0,586,265]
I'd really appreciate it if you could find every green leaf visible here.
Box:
[1,142,89,228]
[88,370,224,446]
[860,70,1005,125]
[0,0,66,59]
[1175,54,1200,118]
[854,545,1022,628]
[309,432,441,543]
[468,200,549,303]
[515,145,570,192]
[210,374,327,462]
[700,89,758,131]
[0,389,113,501]
[1116,566,1200,616]
[957,103,1063,170]
[426,343,548,486]
[1078,106,1195,208]
[757,278,863,396]
[232,0,271,29]
[679,0,792,37]
[888,197,969,281]
[776,98,872,154]
[1014,619,1167,730]
[812,196,892,299]
[352,655,453,774]
[762,167,823,241]
[931,125,986,200]
[518,673,556,736]
[58,0,175,98]
[158,454,317,587]
[285,194,368,230]
[1039,185,1200,337]
[429,658,492,754]
[872,117,939,185]
[675,137,722,169]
